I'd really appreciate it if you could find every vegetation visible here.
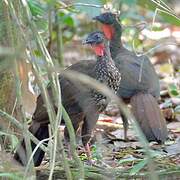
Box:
[0,0,179,179]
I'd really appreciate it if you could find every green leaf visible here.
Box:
[118,156,139,164]
[0,173,22,180]
[159,11,180,26]
[28,0,45,17]
[129,158,148,175]
[169,84,178,90]
[138,0,180,26]
[170,90,179,96]
[35,19,48,31]
[58,12,75,27]
[64,16,74,27]
[28,0,48,31]
[91,144,103,160]
[168,84,180,97]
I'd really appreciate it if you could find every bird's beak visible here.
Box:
[93,15,103,22]
[82,39,87,45]
[82,37,95,45]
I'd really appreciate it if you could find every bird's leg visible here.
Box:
[85,143,94,165]
[121,113,129,141]
[81,127,92,162]
[84,143,91,159]
[81,110,99,164]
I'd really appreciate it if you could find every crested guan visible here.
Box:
[93,12,168,143]
[14,31,121,166]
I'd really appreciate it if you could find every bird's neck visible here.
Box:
[96,41,112,63]
[110,22,123,59]
[97,53,109,63]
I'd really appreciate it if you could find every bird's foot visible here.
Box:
[84,143,95,165]
[86,159,96,166]
[85,143,92,159]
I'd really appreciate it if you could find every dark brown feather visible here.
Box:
[130,93,168,143]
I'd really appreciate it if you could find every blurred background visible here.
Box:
[0,0,179,178]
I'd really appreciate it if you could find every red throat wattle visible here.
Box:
[102,24,114,40]
[92,43,105,56]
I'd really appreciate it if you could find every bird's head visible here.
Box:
[93,12,122,40]
[82,31,106,56]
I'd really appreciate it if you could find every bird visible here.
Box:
[14,31,121,166]
[93,12,168,143]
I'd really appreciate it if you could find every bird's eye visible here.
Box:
[95,34,100,40]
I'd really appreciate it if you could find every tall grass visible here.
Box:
[0,0,179,180]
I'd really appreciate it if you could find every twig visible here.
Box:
[150,0,180,20]
[133,41,177,57]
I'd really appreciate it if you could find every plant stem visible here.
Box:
[55,9,64,67]
[0,109,47,152]
[62,106,85,179]
[5,0,35,175]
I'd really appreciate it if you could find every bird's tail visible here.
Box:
[14,121,49,166]
[130,93,168,143]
